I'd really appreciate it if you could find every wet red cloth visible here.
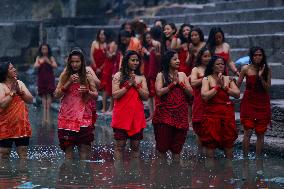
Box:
[178,48,192,76]
[101,53,121,96]
[113,128,143,140]
[153,85,189,129]
[192,76,204,123]
[37,61,56,96]
[111,86,146,136]
[144,49,160,97]
[200,88,237,149]
[0,95,32,139]
[240,75,271,134]
[153,123,188,154]
[91,48,106,79]
[58,126,94,151]
[215,51,229,64]
[58,83,95,132]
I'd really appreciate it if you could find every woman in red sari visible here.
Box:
[153,50,193,162]
[237,47,271,157]
[90,29,107,80]
[54,49,98,160]
[0,62,33,159]
[111,50,149,160]
[141,31,161,121]
[206,27,239,76]
[190,47,212,155]
[201,56,240,159]
[33,44,57,126]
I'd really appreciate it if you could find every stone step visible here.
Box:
[231,48,284,64]
[112,7,284,26]
[156,0,284,16]
[226,34,284,50]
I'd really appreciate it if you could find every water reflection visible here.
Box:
[0,106,283,188]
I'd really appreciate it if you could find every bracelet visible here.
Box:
[167,82,175,90]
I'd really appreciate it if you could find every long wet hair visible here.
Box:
[120,50,142,85]
[195,47,211,67]
[38,43,52,57]
[161,50,177,86]
[249,46,269,81]
[204,55,227,77]
[96,29,106,43]
[178,23,193,44]
[206,27,225,54]
[118,30,132,55]
[61,48,87,86]
[0,61,10,82]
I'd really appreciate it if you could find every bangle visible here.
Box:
[167,83,175,90]
[213,86,220,92]
[61,86,67,93]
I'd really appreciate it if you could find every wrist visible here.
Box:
[168,82,175,90]
[222,85,229,92]
[135,83,142,90]
[9,91,15,97]
[213,86,220,92]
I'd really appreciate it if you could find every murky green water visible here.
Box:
[1,105,284,188]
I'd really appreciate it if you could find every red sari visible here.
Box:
[240,75,271,134]
[101,52,121,96]
[143,48,160,97]
[178,47,192,76]
[57,83,95,150]
[200,86,237,149]
[0,95,32,139]
[91,48,106,79]
[111,85,146,137]
[152,84,189,153]
[192,75,204,136]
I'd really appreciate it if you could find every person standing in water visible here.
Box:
[34,43,57,126]
[0,61,33,159]
[237,47,271,157]
[111,50,149,160]
[54,49,98,160]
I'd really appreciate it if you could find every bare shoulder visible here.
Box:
[178,71,187,77]
[241,64,249,72]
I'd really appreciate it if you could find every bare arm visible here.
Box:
[155,72,172,97]
[190,67,203,87]
[17,80,33,104]
[90,41,97,65]
[201,77,218,102]
[0,84,13,109]
[49,56,58,68]
[227,44,239,76]
[135,76,149,101]
[86,66,101,87]
[259,67,271,91]
[33,56,41,68]
[226,77,240,99]
[180,73,193,96]
[112,72,129,99]
[237,65,247,88]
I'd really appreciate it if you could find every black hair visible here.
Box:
[0,61,11,82]
[38,43,52,57]
[120,50,142,85]
[249,46,269,81]
[178,23,193,44]
[190,27,205,44]
[206,27,225,54]
[195,47,211,67]
[161,50,177,85]
[204,55,227,77]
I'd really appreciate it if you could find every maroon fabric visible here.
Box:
[91,48,107,79]
[101,52,121,96]
[192,122,204,138]
[192,76,204,123]
[153,85,189,129]
[58,126,94,151]
[240,75,271,123]
[178,48,192,76]
[153,123,188,154]
[200,88,237,149]
[113,128,143,140]
[37,62,55,96]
